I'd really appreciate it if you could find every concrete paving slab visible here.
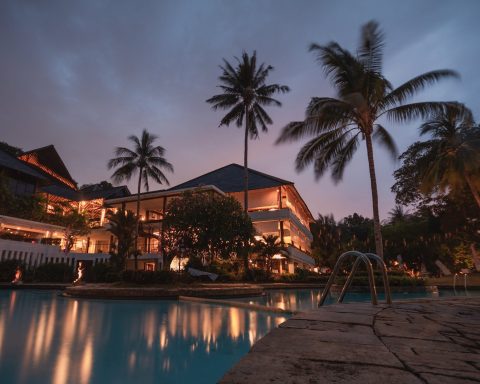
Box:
[221,297,480,383]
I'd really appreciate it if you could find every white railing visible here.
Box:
[0,239,110,268]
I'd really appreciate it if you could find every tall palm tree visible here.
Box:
[413,106,480,207]
[276,21,459,259]
[207,51,290,213]
[108,129,173,271]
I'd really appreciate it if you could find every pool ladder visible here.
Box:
[319,251,392,306]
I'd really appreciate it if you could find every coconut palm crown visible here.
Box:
[413,106,480,207]
[206,51,290,212]
[276,20,460,259]
[108,129,173,270]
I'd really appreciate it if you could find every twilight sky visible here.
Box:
[1,0,479,221]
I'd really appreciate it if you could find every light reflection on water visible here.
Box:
[0,290,286,384]
[237,287,480,313]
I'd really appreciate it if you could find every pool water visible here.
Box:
[1,288,478,383]
[0,290,286,384]
[236,287,480,313]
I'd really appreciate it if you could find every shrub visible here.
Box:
[121,270,177,285]
[245,268,274,283]
[33,263,74,283]
[0,259,24,282]
[89,262,113,283]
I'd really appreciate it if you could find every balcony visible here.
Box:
[248,208,313,242]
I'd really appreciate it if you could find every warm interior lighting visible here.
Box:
[20,153,77,190]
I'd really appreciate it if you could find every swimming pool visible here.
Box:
[0,290,286,384]
[1,288,477,383]
[235,287,479,312]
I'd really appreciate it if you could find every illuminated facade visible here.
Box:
[1,145,315,273]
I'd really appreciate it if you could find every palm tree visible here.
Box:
[106,209,137,271]
[206,51,290,213]
[414,106,480,207]
[255,235,287,276]
[276,21,459,259]
[108,129,173,271]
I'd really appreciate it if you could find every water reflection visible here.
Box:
[0,291,285,384]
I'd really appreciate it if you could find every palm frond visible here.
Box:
[380,70,460,110]
[385,101,458,123]
[373,124,398,160]
[357,20,384,74]
[331,133,361,182]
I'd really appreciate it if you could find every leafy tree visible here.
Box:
[61,211,90,253]
[79,180,114,191]
[276,20,459,258]
[395,106,480,208]
[339,213,375,252]
[0,142,22,156]
[310,214,342,267]
[254,235,287,276]
[106,209,137,271]
[162,191,255,269]
[108,129,173,270]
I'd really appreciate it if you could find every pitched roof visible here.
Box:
[40,184,80,201]
[169,163,293,193]
[0,148,47,180]
[19,145,77,189]
[79,185,131,200]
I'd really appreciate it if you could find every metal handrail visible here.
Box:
[319,251,392,307]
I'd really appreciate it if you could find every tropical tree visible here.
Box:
[108,129,173,270]
[62,211,90,253]
[276,20,459,258]
[255,235,287,276]
[408,106,480,207]
[163,191,255,268]
[206,51,289,213]
[310,214,342,268]
[106,209,137,271]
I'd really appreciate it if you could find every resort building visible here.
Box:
[90,164,315,272]
[1,144,315,273]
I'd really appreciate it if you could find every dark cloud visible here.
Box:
[1,0,479,219]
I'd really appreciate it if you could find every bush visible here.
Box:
[121,270,177,285]
[0,259,24,282]
[33,263,74,283]
[245,268,274,282]
[89,263,113,283]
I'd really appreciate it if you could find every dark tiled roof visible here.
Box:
[41,184,131,201]
[169,163,293,193]
[20,145,77,187]
[40,184,80,201]
[79,186,131,200]
[0,149,47,180]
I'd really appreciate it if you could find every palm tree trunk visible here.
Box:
[134,169,143,272]
[244,117,249,212]
[365,133,384,259]
[464,172,480,208]
[243,112,250,274]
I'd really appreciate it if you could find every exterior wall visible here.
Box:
[231,187,315,270]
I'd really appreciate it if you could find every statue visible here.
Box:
[12,267,23,284]
[73,261,85,285]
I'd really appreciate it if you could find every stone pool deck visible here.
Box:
[221,297,480,383]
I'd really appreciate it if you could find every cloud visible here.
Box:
[1,0,479,219]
